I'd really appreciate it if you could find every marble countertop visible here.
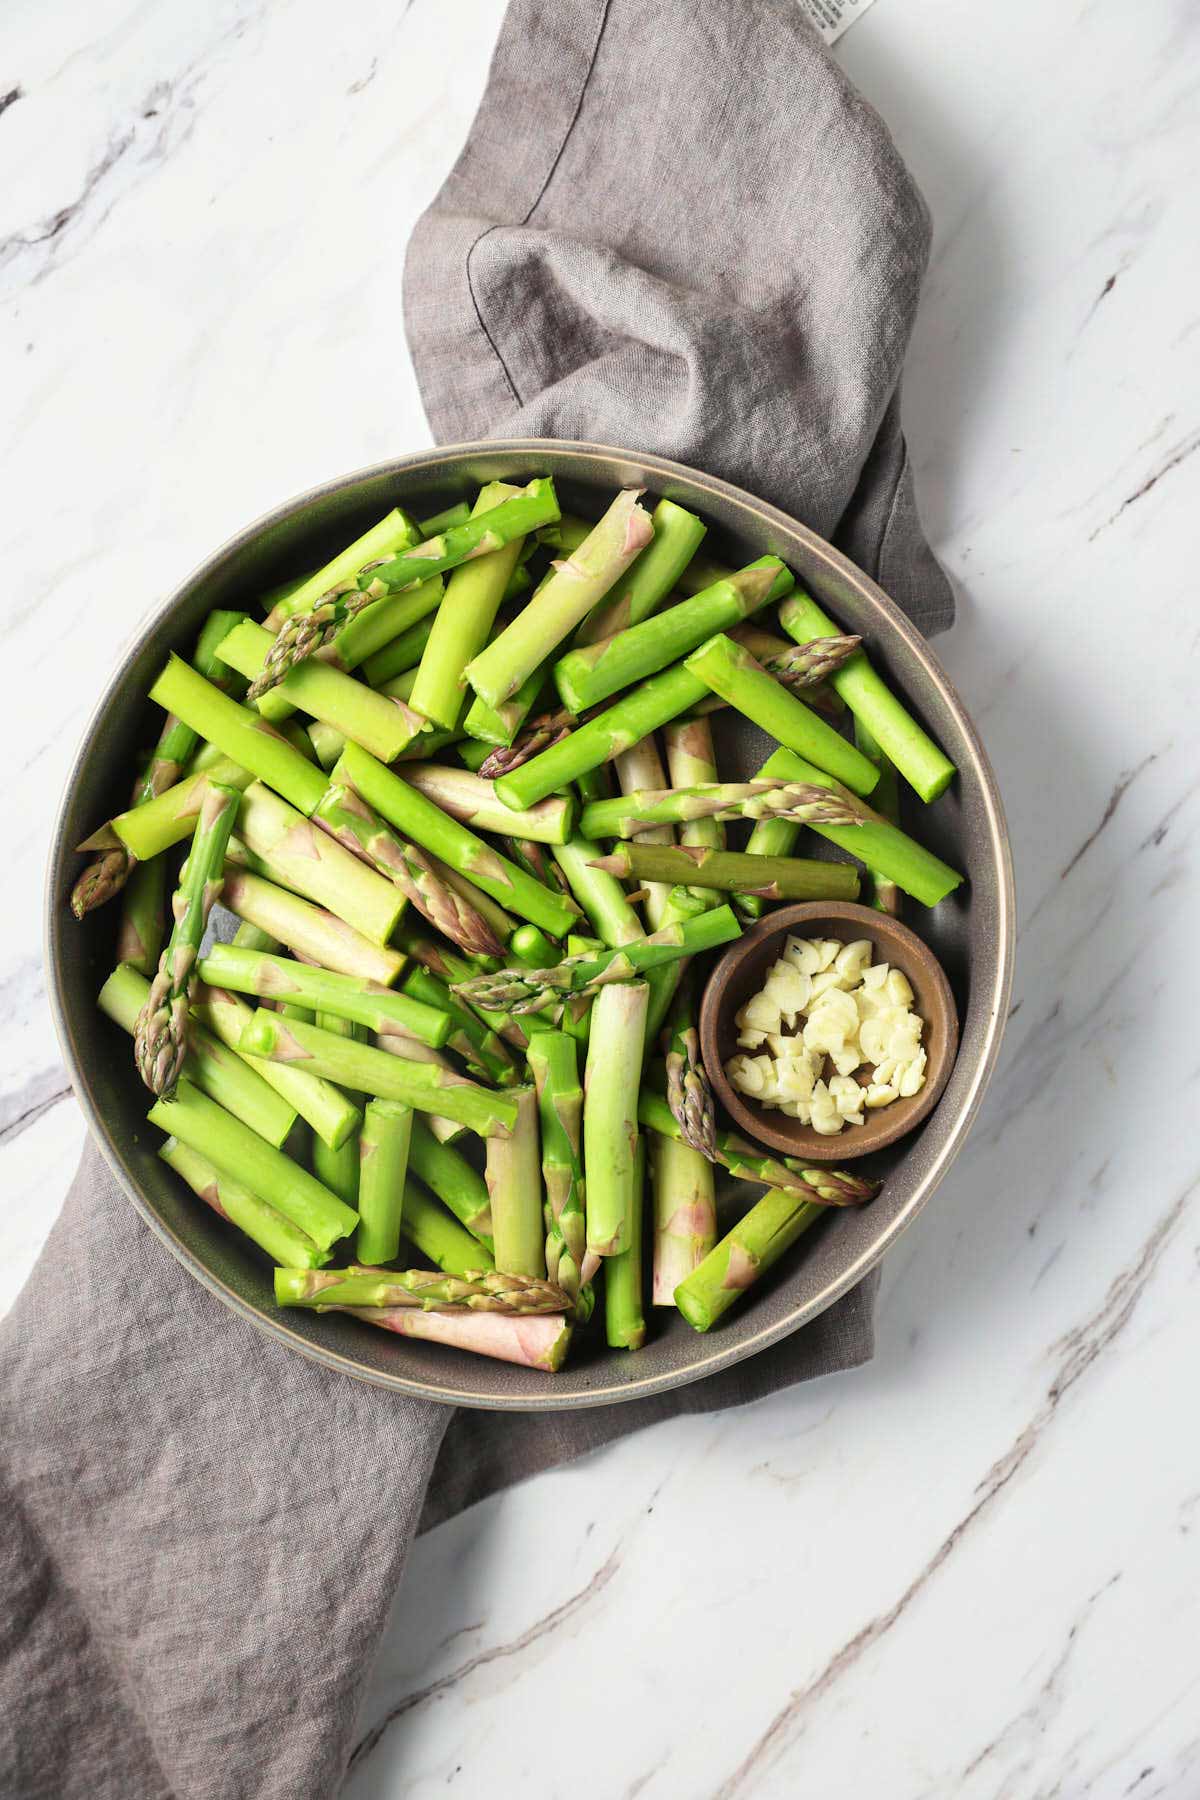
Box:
[4,0,1198,1793]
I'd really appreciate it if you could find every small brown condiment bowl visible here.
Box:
[699,901,959,1162]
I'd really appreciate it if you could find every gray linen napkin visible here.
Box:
[1,3,951,1794]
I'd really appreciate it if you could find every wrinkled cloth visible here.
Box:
[1,2,950,1794]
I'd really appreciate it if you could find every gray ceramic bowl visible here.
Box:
[46,440,1014,1409]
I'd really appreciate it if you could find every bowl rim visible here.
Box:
[45,437,1015,1410]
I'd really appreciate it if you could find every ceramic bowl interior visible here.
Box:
[46,440,1014,1409]
[698,901,959,1162]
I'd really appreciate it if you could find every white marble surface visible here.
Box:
[3,0,1199,1793]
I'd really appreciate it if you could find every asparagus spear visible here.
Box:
[683,635,879,797]
[253,576,443,725]
[198,945,450,1047]
[638,1091,878,1206]
[361,613,437,688]
[648,1129,716,1305]
[355,1100,414,1267]
[160,1138,328,1269]
[554,557,792,714]
[193,982,361,1150]
[463,657,556,748]
[663,715,724,903]
[584,982,648,1257]
[100,963,296,1148]
[334,743,580,940]
[399,963,517,1087]
[238,1011,520,1136]
[574,497,707,643]
[527,1030,595,1317]
[220,868,405,984]
[275,1265,571,1314]
[551,835,645,949]
[605,1137,646,1350]
[674,1187,824,1332]
[340,1303,571,1370]
[148,658,328,815]
[779,591,956,802]
[134,782,240,1096]
[423,854,519,947]
[264,508,421,626]
[477,702,574,777]
[232,781,406,946]
[408,483,527,729]
[452,906,741,1019]
[579,780,864,839]
[418,500,472,535]
[397,763,575,845]
[312,781,501,959]
[589,843,861,902]
[311,1014,364,1208]
[85,757,254,864]
[663,975,716,1158]
[402,1181,496,1275]
[408,1119,494,1247]
[853,718,903,914]
[116,858,167,976]
[466,490,653,709]
[148,1078,357,1251]
[372,1035,470,1146]
[486,1087,545,1278]
[613,733,674,929]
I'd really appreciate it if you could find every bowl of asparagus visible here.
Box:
[47,441,1014,1407]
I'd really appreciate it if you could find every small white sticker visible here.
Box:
[795,0,881,45]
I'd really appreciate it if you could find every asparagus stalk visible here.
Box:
[400,963,517,1087]
[535,515,591,554]
[193,984,361,1149]
[232,780,405,946]
[463,658,555,748]
[264,508,421,626]
[477,701,575,776]
[590,843,861,902]
[90,757,254,863]
[134,782,240,1096]
[674,1187,824,1332]
[238,1011,520,1136]
[312,781,501,959]
[198,945,449,1047]
[402,1181,495,1275]
[683,635,879,797]
[161,1138,328,1269]
[466,490,654,709]
[275,1265,571,1313]
[311,1014,364,1208]
[231,921,281,951]
[398,763,575,845]
[408,1119,494,1247]
[424,854,519,946]
[584,982,648,1257]
[675,550,734,595]
[853,719,903,914]
[220,869,405,984]
[372,1035,470,1146]
[452,906,741,1019]
[579,780,864,839]
[554,557,791,714]
[334,743,580,940]
[613,733,674,930]
[663,974,716,1158]
[148,1078,358,1251]
[552,835,646,948]
[340,1303,570,1370]
[409,483,528,729]
[527,1030,594,1316]
[100,963,296,1148]
[638,1091,879,1206]
[361,613,437,688]
[485,1087,546,1278]
[419,500,472,535]
[605,1137,646,1350]
[663,715,724,903]
[355,1100,414,1266]
[148,657,328,815]
[778,591,956,802]
[575,497,707,643]
[116,858,167,976]
[649,1129,716,1304]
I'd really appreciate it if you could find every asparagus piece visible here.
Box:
[493,660,710,811]
[419,500,472,535]
[486,1087,545,1279]
[613,734,674,930]
[335,743,580,939]
[452,906,741,1019]
[90,757,254,863]
[231,921,281,951]
[579,780,864,839]
[605,1136,646,1350]
[552,835,645,948]
[649,1129,717,1305]
[355,1100,414,1266]
[148,657,328,815]
[683,635,879,797]
[148,1078,358,1250]
[575,497,707,643]
[402,1181,495,1275]
[116,858,167,976]
[193,984,361,1150]
[275,1265,571,1313]
[238,1010,520,1136]
[424,854,519,946]
[675,549,734,595]
[398,763,575,845]
[198,945,449,1047]
[477,700,574,776]
[311,781,500,958]
[466,490,653,709]
[233,780,405,946]
[400,963,517,1087]
[674,1187,824,1332]
[638,1090,879,1206]
[373,1035,470,1146]
[527,1030,594,1317]
[584,982,648,1257]
[265,508,421,626]
[463,658,554,748]
[663,974,716,1158]
[853,719,903,914]
[220,868,405,984]
[745,748,962,908]
[341,1304,570,1370]
[361,613,436,688]
[779,591,956,802]
[506,924,558,970]
[408,1118,494,1247]
[100,963,296,1148]
[134,782,240,1096]
[554,557,791,714]
[247,580,441,725]
[535,515,591,553]
[161,1138,328,1269]
[663,714,723,903]
[409,483,528,729]
[590,843,861,902]
[311,1015,363,1209]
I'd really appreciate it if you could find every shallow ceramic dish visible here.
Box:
[46,440,1014,1409]
[699,900,959,1161]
